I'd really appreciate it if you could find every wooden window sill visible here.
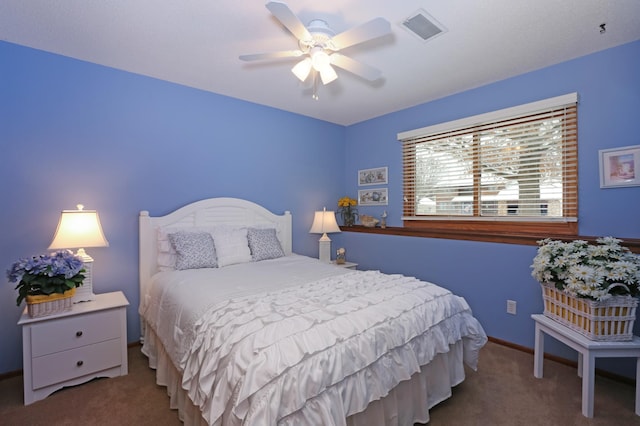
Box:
[339,225,640,254]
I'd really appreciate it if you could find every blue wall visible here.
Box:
[342,40,640,377]
[1,39,639,379]
[0,41,345,373]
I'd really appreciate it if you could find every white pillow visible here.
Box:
[211,227,252,267]
[157,227,178,271]
[157,226,217,271]
[168,231,218,270]
[247,227,285,261]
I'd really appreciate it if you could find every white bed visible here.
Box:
[138,198,487,426]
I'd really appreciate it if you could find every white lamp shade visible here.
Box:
[48,205,109,250]
[319,65,338,85]
[292,58,312,82]
[309,209,341,235]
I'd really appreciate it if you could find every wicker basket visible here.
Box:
[26,288,76,318]
[540,283,637,341]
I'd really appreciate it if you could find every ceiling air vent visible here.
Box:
[401,10,446,42]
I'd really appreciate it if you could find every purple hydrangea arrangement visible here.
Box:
[7,250,85,306]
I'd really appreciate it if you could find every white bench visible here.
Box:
[532,313,640,418]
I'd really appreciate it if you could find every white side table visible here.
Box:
[18,291,129,405]
[332,261,358,270]
[532,313,640,418]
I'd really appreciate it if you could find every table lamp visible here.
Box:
[48,204,109,302]
[309,207,341,263]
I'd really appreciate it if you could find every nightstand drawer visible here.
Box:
[32,338,122,389]
[30,309,121,357]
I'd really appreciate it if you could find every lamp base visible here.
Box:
[319,239,331,263]
[73,249,95,303]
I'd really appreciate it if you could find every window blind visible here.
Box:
[400,96,578,221]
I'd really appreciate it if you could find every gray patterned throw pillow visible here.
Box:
[168,231,218,270]
[247,228,285,261]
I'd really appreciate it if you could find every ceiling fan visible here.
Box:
[240,1,391,99]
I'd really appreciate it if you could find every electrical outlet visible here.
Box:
[507,300,517,315]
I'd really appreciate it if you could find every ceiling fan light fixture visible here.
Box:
[292,57,312,82]
[309,48,337,85]
[310,48,329,71]
[319,65,337,85]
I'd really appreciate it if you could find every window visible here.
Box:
[398,94,578,239]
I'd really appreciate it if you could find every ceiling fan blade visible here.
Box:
[329,17,391,51]
[330,54,383,81]
[266,1,312,42]
[239,50,303,61]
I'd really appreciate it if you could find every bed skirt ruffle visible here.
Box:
[141,320,468,426]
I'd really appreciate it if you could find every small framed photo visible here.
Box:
[358,167,388,186]
[599,145,640,188]
[358,188,388,206]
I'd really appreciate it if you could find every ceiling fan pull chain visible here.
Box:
[312,72,319,100]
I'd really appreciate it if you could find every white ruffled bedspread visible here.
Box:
[140,256,487,426]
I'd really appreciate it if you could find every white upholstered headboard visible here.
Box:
[139,197,292,309]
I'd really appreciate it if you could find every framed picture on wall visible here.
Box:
[358,167,388,186]
[599,145,640,188]
[358,188,388,206]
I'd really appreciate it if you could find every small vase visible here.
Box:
[342,210,355,226]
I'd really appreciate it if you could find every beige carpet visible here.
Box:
[0,341,636,425]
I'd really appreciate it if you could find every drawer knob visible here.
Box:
[76,331,83,337]
[76,360,84,367]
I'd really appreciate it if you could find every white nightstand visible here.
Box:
[332,261,358,270]
[18,291,129,405]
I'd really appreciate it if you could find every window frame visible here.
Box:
[398,94,579,240]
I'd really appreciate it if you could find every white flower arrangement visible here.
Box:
[531,237,640,301]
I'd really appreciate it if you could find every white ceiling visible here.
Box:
[2,1,639,126]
